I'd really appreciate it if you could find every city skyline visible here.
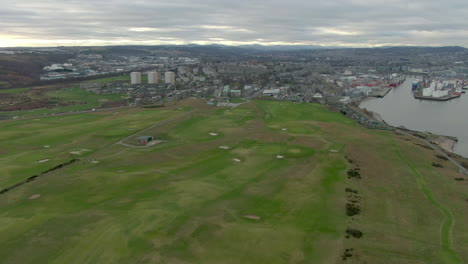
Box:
[2,0,468,48]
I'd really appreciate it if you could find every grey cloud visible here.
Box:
[1,0,468,47]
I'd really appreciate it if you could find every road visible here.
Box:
[396,129,467,175]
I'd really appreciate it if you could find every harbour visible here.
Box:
[360,78,468,157]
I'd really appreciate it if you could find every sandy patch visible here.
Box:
[243,215,261,220]
[209,132,219,136]
[218,146,230,150]
[276,155,284,159]
[43,145,50,148]
[330,149,339,153]
[37,159,49,163]
[29,194,41,200]
[91,160,100,164]
[233,158,241,162]
[70,149,91,155]
[281,128,288,131]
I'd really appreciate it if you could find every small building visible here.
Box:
[262,89,280,96]
[137,136,154,145]
[230,89,242,97]
[312,93,323,99]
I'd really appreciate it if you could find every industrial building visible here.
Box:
[164,71,176,85]
[130,72,141,85]
[147,72,159,84]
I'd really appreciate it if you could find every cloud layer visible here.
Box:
[1,0,468,47]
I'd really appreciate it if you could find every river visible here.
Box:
[360,78,468,157]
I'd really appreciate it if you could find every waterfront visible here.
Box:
[360,78,468,157]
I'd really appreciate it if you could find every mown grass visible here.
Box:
[0,99,466,264]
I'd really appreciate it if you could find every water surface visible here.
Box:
[360,78,468,157]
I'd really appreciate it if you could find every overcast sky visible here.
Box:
[1,0,468,47]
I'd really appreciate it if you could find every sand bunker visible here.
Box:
[243,215,261,220]
[91,160,100,164]
[29,194,41,200]
[37,159,49,163]
[43,145,50,148]
[330,149,339,153]
[70,149,91,155]
[233,158,241,162]
[281,128,288,131]
[209,132,219,136]
[276,155,284,159]
[218,146,230,150]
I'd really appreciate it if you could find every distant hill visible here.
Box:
[0,53,72,89]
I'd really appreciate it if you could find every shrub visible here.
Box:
[346,228,363,238]
[345,188,358,194]
[347,169,361,179]
[432,162,443,168]
[346,203,360,216]
[435,154,449,161]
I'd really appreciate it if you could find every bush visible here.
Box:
[432,162,443,168]
[435,154,449,161]
[454,178,465,181]
[346,228,363,238]
[346,203,360,216]
[345,188,358,194]
[342,248,354,260]
[347,169,361,179]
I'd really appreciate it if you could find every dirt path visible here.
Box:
[391,140,461,264]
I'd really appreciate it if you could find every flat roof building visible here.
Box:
[147,72,159,84]
[164,71,176,85]
[130,72,141,85]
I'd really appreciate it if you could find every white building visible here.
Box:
[130,72,141,85]
[313,93,323,99]
[432,90,449,98]
[147,72,159,84]
[165,71,176,85]
[262,89,281,96]
[423,88,433,97]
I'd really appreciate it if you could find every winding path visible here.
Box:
[391,140,461,264]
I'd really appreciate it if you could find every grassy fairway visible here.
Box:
[0,99,466,264]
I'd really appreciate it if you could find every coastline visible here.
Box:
[356,100,461,155]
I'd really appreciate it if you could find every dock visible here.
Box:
[414,93,461,101]
[368,87,392,98]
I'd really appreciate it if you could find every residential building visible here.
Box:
[131,72,141,84]
[165,71,176,84]
[147,72,159,84]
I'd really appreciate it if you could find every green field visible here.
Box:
[0,99,466,264]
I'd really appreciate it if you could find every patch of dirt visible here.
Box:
[243,215,261,220]
[29,194,41,200]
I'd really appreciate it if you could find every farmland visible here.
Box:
[0,99,467,264]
